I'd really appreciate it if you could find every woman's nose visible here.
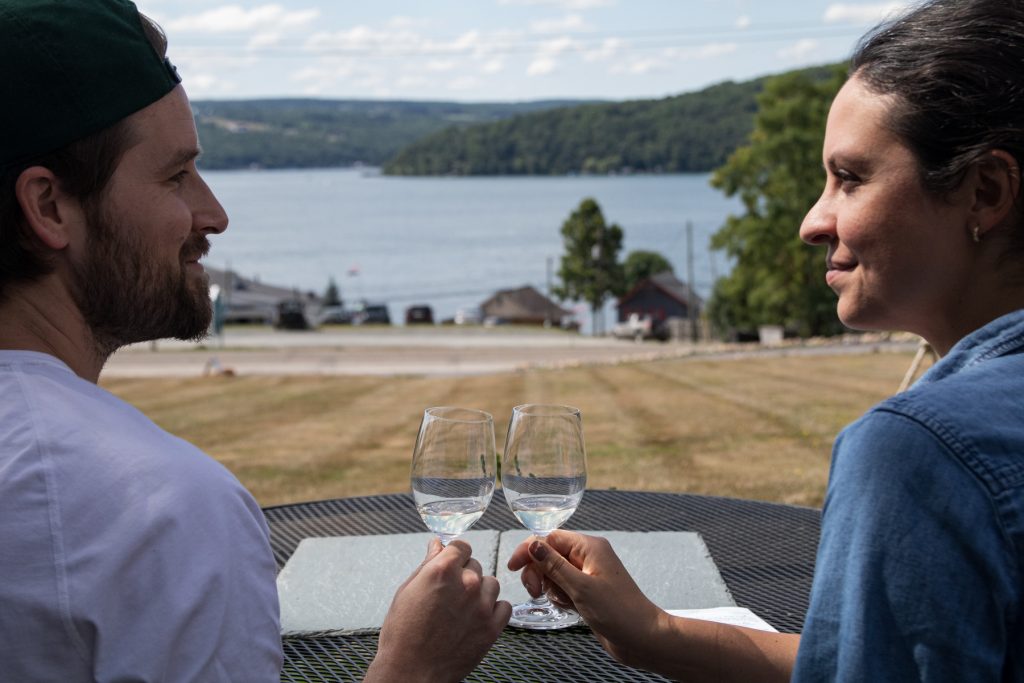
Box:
[799,195,835,246]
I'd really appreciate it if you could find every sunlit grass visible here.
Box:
[103,351,917,508]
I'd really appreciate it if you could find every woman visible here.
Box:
[508,0,1024,679]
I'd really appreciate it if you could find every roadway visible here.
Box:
[104,326,919,378]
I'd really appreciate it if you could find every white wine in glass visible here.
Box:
[411,407,496,546]
[502,404,587,629]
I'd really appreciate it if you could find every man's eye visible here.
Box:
[169,170,188,183]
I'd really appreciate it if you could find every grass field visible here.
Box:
[102,349,921,508]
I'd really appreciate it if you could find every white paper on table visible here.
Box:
[665,606,778,632]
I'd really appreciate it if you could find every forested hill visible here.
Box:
[383,81,755,176]
[191,99,595,170]
[191,63,839,173]
[383,64,839,176]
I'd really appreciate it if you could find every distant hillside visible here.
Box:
[192,99,596,170]
[383,64,841,176]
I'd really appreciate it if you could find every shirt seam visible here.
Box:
[11,366,92,662]
[871,404,1022,592]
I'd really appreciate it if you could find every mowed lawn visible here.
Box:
[102,350,919,508]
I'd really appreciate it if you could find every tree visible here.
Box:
[553,198,625,334]
[323,277,342,306]
[622,250,673,292]
[708,67,847,338]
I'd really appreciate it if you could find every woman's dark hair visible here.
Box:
[0,13,167,301]
[852,0,1024,203]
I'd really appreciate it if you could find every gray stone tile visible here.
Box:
[277,530,499,633]
[495,530,735,609]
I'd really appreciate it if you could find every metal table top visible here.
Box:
[264,490,821,682]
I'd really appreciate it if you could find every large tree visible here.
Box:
[622,250,673,292]
[708,67,847,338]
[554,198,625,334]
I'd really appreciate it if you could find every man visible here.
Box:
[0,2,510,680]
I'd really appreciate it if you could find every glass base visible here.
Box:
[507,597,582,630]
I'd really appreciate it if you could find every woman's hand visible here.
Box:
[508,530,799,682]
[366,539,511,683]
[506,530,667,668]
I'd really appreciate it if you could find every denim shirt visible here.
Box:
[794,310,1024,682]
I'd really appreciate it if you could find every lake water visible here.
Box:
[201,168,742,328]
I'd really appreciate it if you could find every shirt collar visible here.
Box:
[917,308,1024,385]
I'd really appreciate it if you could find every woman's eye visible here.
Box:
[835,169,859,187]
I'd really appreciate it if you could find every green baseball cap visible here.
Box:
[0,0,182,169]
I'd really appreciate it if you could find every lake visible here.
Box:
[201,168,742,328]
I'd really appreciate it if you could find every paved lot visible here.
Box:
[105,327,918,377]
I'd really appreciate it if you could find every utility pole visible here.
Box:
[546,256,554,327]
[686,221,697,342]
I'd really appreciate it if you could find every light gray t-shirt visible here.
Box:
[0,351,282,681]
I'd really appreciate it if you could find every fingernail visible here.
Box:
[529,540,548,561]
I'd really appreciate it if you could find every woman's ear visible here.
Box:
[970,150,1020,238]
[14,166,83,251]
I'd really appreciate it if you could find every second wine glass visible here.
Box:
[502,403,587,629]
[411,407,496,546]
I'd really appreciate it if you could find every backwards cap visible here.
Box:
[0,0,181,168]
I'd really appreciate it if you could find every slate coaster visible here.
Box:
[277,530,499,634]
[495,530,735,610]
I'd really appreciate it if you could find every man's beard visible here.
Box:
[70,204,213,355]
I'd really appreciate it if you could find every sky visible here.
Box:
[136,0,915,103]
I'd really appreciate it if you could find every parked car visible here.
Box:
[405,304,434,325]
[612,313,669,342]
[317,305,352,325]
[275,300,311,330]
[454,306,483,325]
[352,303,391,325]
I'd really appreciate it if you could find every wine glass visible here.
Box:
[502,403,587,629]
[411,407,496,546]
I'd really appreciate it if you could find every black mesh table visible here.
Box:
[264,490,821,682]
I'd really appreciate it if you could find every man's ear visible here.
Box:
[14,166,83,251]
[970,150,1021,239]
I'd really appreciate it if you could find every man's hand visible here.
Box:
[506,530,665,668]
[365,539,511,683]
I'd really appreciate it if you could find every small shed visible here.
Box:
[480,286,570,325]
[617,271,702,324]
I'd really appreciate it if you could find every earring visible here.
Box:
[972,225,982,243]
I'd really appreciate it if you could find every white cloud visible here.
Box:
[531,13,591,34]
[777,38,820,61]
[425,59,457,72]
[166,4,319,33]
[480,58,505,74]
[448,76,481,91]
[183,73,238,96]
[537,35,580,55]
[823,2,909,24]
[735,15,751,30]
[173,50,259,73]
[527,56,558,76]
[291,60,357,83]
[610,57,664,76]
[247,32,281,49]
[692,42,737,59]
[304,25,499,59]
[499,0,614,8]
[584,37,625,62]
[396,75,430,89]
[386,15,431,30]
